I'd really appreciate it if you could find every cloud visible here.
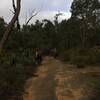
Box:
[0,0,73,24]
[22,0,73,12]
[0,0,12,22]
[20,11,71,25]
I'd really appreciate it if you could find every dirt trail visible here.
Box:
[23,57,100,100]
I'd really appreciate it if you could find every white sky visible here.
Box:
[0,0,73,24]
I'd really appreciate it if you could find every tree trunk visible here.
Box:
[0,0,21,52]
[12,0,20,30]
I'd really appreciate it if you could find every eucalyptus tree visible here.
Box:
[0,0,21,52]
[71,0,100,48]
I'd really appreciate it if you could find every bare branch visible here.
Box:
[10,9,15,14]
[25,9,40,25]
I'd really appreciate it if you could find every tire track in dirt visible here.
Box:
[23,57,57,100]
[23,57,100,100]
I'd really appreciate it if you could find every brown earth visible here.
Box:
[23,57,100,100]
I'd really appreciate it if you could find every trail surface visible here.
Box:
[23,57,100,100]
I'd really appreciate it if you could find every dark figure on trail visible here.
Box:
[35,48,43,65]
[50,48,58,58]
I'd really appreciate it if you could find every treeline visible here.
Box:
[0,0,100,53]
[0,0,100,64]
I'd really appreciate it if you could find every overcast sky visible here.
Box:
[0,0,73,24]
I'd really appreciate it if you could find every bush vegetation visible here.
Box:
[0,52,36,99]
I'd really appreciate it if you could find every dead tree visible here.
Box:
[12,0,20,30]
[0,0,21,52]
[25,9,39,25]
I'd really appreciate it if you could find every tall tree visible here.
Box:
[71,0,100,48]
[0,0,21,52]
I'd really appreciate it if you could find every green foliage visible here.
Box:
[0,53,36,100]
[71,0,100,48]
[61,48,100,66]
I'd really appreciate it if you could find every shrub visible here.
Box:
[59,50,72,62]
[0,51,36,100]
[61,47,100,65]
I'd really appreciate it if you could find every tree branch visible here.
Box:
[0,0,21,52]
[25,10,39,25]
